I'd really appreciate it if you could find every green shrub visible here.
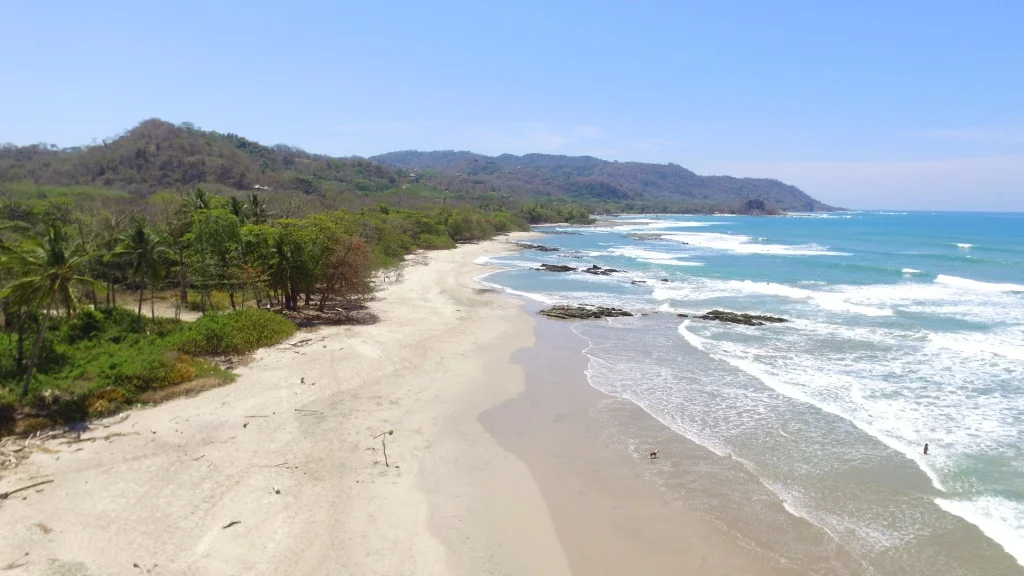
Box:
[414,234,456,250]
[68,308,105,342]
[172,308,296,356]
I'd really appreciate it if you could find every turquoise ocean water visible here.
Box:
[476,212,1024,573]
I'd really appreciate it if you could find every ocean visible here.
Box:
[475,212,1024,574]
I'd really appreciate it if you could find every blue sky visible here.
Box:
[1,0,1022,210]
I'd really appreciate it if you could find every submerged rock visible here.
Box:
[699,310,788,326]
[622,232,687,244]
[539,305,634,320]
[537,264,576,273]
[516,242,560,252]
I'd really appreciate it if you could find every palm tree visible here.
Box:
[269,236,299,310]
[187,186,211,212]
[1,223,99,396]
[247,193,271,224]
[230,196,247,222]
[113,220,173,320]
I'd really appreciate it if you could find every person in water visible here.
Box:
[924,443,929,455]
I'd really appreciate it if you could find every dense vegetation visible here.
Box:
[0,119,594,221]
[0,183,537,434]
[372,150,835,213]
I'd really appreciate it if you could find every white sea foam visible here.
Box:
[653,279,894,317]
[604,246,705,267]
[606,246,686,260]
[641,259,704,266]
[677,312,1024,560]
[677,322,952,490]
[928,330,1024,362]
[935,274,1024,293]
[901,268,923,274]
[788,213,854,219]
[936,497,1024,568]
[677,320,705,350]
[584,221,721,233]
[956,243,974,249]
[660,232,850,256]
[473,255,541,269]
[473,275,558,304]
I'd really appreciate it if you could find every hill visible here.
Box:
[0,119,833,214]
[371,150,834,213]
[0,119,405,200]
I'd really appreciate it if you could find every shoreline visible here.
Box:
[480,224,1024,575]
[0,232,571,576]
[483,313,865,575]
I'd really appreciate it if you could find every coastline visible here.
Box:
[0,232,571,576]
[482,314,865,576]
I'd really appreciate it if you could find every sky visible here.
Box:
[1,0,1022,210]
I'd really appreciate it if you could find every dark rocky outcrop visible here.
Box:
[539,305,634,320]
[516,242,560,252]
[537,264,576,273]
[699,310,788,326]
[582,264,624,276]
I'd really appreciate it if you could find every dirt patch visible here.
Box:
[137,377,227,405]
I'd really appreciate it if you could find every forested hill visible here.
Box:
[372,150,834,213]
[0,118,833,213]
[0,119,406,200]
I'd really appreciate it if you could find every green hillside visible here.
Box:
[372,150,835,213]
[2,119,832,215]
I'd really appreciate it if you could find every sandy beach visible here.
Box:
[0,233,571,576]
[0,233,860,576]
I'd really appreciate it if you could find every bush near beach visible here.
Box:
[0,307,236,428]
[172,308,296,356]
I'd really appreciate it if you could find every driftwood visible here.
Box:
[1,479,54,500]
[373,430,394,467]
[222,520,241,529]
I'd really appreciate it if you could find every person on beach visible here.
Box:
[923,443,929,455]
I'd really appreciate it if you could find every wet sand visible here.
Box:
[483,313,867,575]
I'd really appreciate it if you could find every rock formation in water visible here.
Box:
[539,305,634,320]
[537,264,576,272]
[582,264,623,276]
[516,242,560,252]
[699,310,788,326]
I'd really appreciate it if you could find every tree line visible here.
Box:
[0,188,544,420]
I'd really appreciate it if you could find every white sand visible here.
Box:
[0,233,571,576]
